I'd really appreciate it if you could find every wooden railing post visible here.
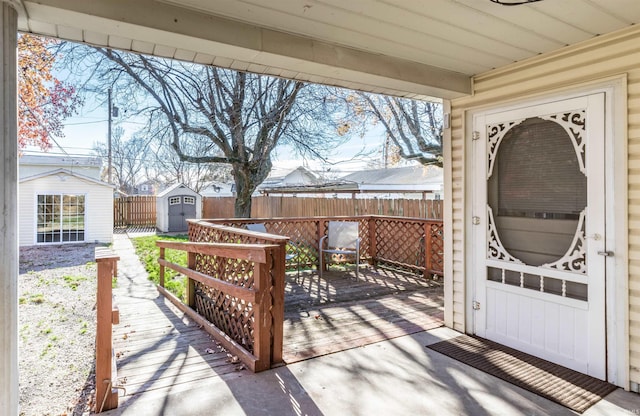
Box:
[159,247,165,288]
[186,251,196,308]
[252,260,272,372]
[368,216,377,266]
[95,248,120,412]
[317,219,326,271]
[424,221,433,278]
[270,246,285,366]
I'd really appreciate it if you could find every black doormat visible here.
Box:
[427,335,616,413]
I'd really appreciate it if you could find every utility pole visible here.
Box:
[107,88,112,184]
[107,88,119,184]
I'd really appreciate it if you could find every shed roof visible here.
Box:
[157,183,200,198]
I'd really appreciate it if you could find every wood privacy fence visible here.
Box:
[113,196,156,227]
[203,196,443,219]
[115,195,442,227]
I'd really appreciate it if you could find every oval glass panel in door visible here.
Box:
[487,114,586,267]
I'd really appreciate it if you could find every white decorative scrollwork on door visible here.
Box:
[539,110,586,174]
[487,120,523,179]
[487,206,523,264]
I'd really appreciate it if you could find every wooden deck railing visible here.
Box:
[153,216,441,373]
[156,237,286,372]
[95,248,120,412]
[190,215,444,278]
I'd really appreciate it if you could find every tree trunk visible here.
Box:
[232,160,272,218]
[234,185,252,218]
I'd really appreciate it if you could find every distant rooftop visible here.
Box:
[19,154,102,168]
[260,165,443,195]
[342,165,442,186]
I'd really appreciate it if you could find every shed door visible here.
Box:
[168,196,196,232]
[472,94,607,379]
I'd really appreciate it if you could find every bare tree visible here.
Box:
[348,93,443,167]
[91,48,348,217]
[149,133,231,193]
[94,127,151,194]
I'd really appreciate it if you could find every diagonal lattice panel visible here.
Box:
[429,223,444,273]
[375,218,424,271]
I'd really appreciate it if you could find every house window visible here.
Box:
[37,194,85,243]
[169,196,181,205]
[183,196,195,205]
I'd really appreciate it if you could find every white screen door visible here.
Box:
[472,94,607,380]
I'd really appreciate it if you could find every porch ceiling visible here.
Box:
[17,0,640,101]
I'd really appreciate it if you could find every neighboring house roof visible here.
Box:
[157,183,200,198]
[136,179,161,187]
[260,166,322,188]
[19,154,103,181]
[261,165,443,195]
[342,165,443,192]
[19,168,114,188]
[19,154,102,168]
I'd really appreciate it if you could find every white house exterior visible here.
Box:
[156,183,202,233]
[18,168,114,246]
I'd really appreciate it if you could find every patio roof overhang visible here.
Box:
[16,1,640,102]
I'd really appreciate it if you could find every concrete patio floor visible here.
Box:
[102,324,639,415]
[106,232,640,416]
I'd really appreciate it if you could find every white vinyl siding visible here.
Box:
[19,173,113,246]
[450,24,640,385]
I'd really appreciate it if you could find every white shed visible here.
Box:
[156,183,202,233]
[19,168,114,246]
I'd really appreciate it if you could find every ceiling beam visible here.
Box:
[22,0,471,100]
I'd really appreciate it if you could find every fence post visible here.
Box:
[252,258,272,372]
[95,248,120,412]
[424,222,433,278]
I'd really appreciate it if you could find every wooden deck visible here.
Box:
[111,238,443,406]
[112,275,243,403]
[283,265,444,362]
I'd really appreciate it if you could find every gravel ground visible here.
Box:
[19,243,104,416]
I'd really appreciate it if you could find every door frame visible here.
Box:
[463,76,628,387]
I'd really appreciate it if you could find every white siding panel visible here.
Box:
[19,174,113,246]
[450,23,640,386]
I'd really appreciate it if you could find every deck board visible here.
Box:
[111,244,243,406]
[282,266,444,363]
[112,252,443,405]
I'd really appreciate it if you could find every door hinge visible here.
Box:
[472,216,480,225]
[472,301,481,310]
[472,131,480,141]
